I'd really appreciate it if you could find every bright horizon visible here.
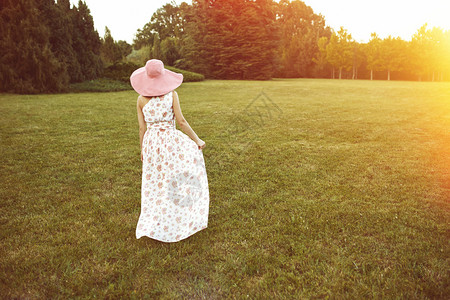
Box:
[69,0,450,44]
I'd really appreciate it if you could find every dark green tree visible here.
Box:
[133,27,155,51]
[35,0,74,86]
[133,2,186,50]
[151,34,162,60]
[0,0,66,93]
[183,0,279,79]
[70,0,103,81]
[55,0,83,83]
[149,2,185,41]
[117,40,132,59]
[177,2,209,74]
[101,26,123,64]
[276,0,331,78]
[161,37,180,66]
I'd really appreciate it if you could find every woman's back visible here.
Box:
[142,92,175,124]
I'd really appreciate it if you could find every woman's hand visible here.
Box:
[140,149,143,161]
[196,139,206,150]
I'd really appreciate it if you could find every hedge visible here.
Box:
[165,66,205,82]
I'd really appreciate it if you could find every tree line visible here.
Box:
[1,0,101,93]
[0,0,132,93]
[133,0,329,80]
[135,0,449,82]
[1,0,449,94]
[315,25,450,81]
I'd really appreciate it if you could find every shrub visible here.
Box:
[165,66,205,82]
[103,62,140,82]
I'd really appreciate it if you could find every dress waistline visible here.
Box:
[146,119,175,130]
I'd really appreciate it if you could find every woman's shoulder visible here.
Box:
[137,95,151,109]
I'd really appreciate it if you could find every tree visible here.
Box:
[326,27,353,79]
[431,27,448,81]
[101,26,123,64]
[0,0,67,93]
[0,0,122,93]
[312,36,329,77]
[70,0,103,81]
[178,1,212,75]
[151,34,162,60]
[161,37,180,66]
[182,0,279,79]
[133,26,155,51]
[350,42,363,79]
[134,2,184,66]
[411,24,450,81]
[149,2,186,41]
[133,2,186,50]
[276,0,331,78]
[365,33,382,80]
[379,36,407,80]
[130,1,449,82]
[411,25,427,81]
[36,0,75,87]
[117,40,132,59]
[442,30,450,81]
[177,7,208,73]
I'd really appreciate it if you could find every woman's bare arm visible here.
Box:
[136,96,147,160]
[172,91,205,150]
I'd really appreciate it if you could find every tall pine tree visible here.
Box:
[101,26,123,65]
[0,0,103,92]
[70,0,103,82]
[0,0,66,93]
[183,0,279,79]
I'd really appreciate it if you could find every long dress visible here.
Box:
[136,91,210,242]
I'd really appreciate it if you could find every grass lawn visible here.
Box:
[1,79,449,298]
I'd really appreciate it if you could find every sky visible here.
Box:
[70,0,450,44]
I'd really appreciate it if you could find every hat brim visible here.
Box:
[130,67,183,97]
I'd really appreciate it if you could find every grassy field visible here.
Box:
[1,79,449,299]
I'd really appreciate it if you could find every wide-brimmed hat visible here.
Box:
[130,59,183,97]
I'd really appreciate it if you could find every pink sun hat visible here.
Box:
[130,59,183,97]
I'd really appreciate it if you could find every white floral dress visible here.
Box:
[136,91,210,242]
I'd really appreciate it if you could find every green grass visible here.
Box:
[1,79,449,298]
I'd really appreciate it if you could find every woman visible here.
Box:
[131,59,210,242]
